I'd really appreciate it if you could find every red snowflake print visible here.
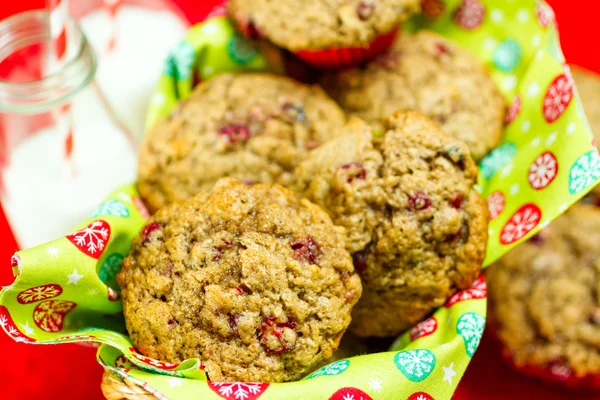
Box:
[506,95,521,125]
[0,306,36,343]
[410,316,438,341]
[408,393,435,400]
[10,254,21,277]
[445,274,487,307]
[528,151,559,190]
[114,354,137,373]
[128,347,179,370]
[500,204,542,245]
[208,382,270,400]
[132,196,150,219]
[487,191,506,220]
[329,387,373,400]
[454,0,485,30]
[107,287,121,302]
[32,300,77,332]
[543,74,573,123]
[66,220,111,259]
[422,0,445,20]
[17,284,63,304]
[535,1,554,28]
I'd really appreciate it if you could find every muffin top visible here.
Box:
[489,203,600,378]
[294,112,488,336]
[117,178,362,382]
[138,73,346,213]
[227,0,420,51]
[321,30,506,161]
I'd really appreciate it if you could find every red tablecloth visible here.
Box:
[1,1,599,399]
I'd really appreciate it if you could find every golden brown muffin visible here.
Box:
[227,0,420,51]
[488,203,600,386]
[294,112,488,337]
[138,73,346,213]
[321,30,506,161]
[117,179,362,382]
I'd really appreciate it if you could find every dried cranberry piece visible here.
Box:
[142,222,161,244]
[435,42,452,56]
[282,102,306,123]
[357,0,376,20]
[376,50,400,69]
[529,234,544,245]
[447,222,470,243]
[340,162,367,183]
[291,236,321,264]
[409,192,432,210]
[235,284,251,295]
[228,314,238,331]
[259,317,297,354]
[450,193,462,209]
[167,318,175,326]
[218,124,251,144]
[352,251,368,274]
[242,180,257,186]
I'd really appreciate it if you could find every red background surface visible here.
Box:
[1,1,599,399]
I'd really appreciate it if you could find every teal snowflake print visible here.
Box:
[163,41,196,80]
[569,150,600,194]
[493,39,522,72]
[480,142,517,180]
[91,200,129,218]
[99,253,124,290]
[394,349,436,382]
[457,312,485,357]
[306,360,350,380]
[227,34,258,64]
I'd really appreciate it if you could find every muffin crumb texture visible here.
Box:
[294,112,488,337]
[118,179,361,382]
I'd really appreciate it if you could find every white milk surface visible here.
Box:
[80,5,187,138]
[2,5,187,249]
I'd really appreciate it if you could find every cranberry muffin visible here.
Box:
[294,112,488,337]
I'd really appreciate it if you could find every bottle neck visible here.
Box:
[0,10,96,114]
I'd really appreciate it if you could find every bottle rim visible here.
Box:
[0,10,96,114]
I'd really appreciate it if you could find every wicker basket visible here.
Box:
[101,369,156,400]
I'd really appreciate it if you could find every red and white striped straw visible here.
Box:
[47,0,75,163]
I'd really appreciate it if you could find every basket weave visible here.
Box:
[101,369,156,400]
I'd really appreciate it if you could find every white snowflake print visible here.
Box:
[486,191,505,220]
[210,382,268,400]
[527,81,540,97]
[21,321,35,336]
[47,246,60,258]
[117,193,132,203]
[457,312,485,357]
[546,131,558,146]
[307,360,349,379]
[543,74,573,123]
[500,204,541,244]
[395,350,436,381]
[67,268,84,285]
[528,151,558,190]
[510,183,520,195]
[166,377,183,388]
[569,150,600,194]
[368,377,383,393]
[443,362,457,385]
[70,221,109,255]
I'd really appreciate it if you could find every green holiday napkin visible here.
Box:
[2,1,599,399]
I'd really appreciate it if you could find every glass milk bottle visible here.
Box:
[0,10,137,249]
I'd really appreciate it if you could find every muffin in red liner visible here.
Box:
[228,0,419,68]
[487,203,600,390]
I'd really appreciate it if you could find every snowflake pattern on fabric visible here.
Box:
[543,73,573,123]
[163,41,196,80]
[208,382,270,400]
[394,350,436,382]
[480,142,517,179]
[408,392,435,400]
[456,312,485,357]
[569,150,600,194]
[486,191,506,220]
[17,284,63,304]
[454,0,485,30]
[91,200,130,218]
[66,220,111,259]
[32,300,77,333]
[505,95,521,124]
[306,360,350,379]
[227,34,258,64]
[329,387,373,400]
[410,317,438,341]
[99,253,124,290]
[0,306,36,342]
[535,1,554,28]
[528,151,558,190]
[500,203,542,244]
[445,275,487,307]
[493,39,522,72]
